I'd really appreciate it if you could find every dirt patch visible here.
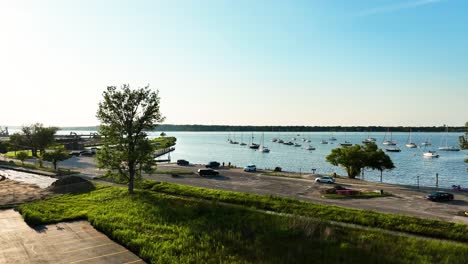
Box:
[0,179,50,206]
[47,176,95,194]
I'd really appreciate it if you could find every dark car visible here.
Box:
[177,159,189,166]
[80,150,94,157]
[205,161,220,168]
[198,169,219,177]
[426,191,454,202]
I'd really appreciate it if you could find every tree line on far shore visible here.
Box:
[56,124,465,133]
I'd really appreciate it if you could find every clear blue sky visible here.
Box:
[0,0,467,126]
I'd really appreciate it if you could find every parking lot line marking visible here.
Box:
[123,259,144,264]
[70,250,128,263]
[62,242,114,254]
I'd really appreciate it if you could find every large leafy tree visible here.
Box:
[42,149,70,171]
[19,124,58,157]
[326,142,394,179]
[96,84,164,194]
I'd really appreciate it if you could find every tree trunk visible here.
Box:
[128,163,135,194]
[32,148,38,157]
[53,161,57,171]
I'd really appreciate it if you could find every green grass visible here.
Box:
[5,150,34,158]
[152,136,177,149]
[0,160,79,176]
[323,192,392,199]
[19,184,468,263]
[134,180,468,243]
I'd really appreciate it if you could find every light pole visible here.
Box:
[436,173,439,189]
[417,175,419,189]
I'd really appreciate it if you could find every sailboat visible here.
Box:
[239,133,247,146]
[329,131,337,141]
[362,131,377,144]
[405,129,417,148]
[438,126,460,151]
[305,145,315,150]
[340,130,352,146]
[420,138,431,146]
[249,133,260,149]
[423,150,439,158]
[383,128,396,146]
[259,133,270,153]
[320,139,329,144]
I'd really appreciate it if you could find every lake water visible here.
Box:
[152,131,467,189]
[12,129,468,188]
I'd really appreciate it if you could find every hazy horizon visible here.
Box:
[1,0,467,127]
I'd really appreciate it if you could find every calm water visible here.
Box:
[154,131,467,189]
[15,129,468,188]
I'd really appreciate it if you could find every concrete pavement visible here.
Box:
[0,209,144,264]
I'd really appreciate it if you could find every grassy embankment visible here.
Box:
[19,184,468,263]
[0,160,79,176]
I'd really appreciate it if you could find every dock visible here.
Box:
[154,147,175,162]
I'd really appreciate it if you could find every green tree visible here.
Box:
[326,143,394,179]
[460,122,468,150]
[15,151,29,165]
[9,133,25,155]
[20,124,58,157]
[367,145,395,182]
[42,149,70,171]
[96,84,165,194]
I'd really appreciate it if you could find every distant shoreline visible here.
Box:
[3,125,465,133]
[60,125,466,133]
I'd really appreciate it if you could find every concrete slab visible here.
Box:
[0,209,145,264]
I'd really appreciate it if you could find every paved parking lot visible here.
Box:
[0,209,144,264]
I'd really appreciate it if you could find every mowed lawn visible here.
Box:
[19,184,468,264]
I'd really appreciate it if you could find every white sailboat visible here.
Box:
[320,139,328,144]
[259,133,270,153]
[405,129,417,148]
[423,150,439,158]
[329,131,337,141]
[420,138,431,146]
[383,128,396,146]
[438,126,460,151]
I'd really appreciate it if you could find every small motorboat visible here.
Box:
[305,145,315,150]
[340,141,352,147]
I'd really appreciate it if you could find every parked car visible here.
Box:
[79,150,94,157]
[426,191,454,202]
[243,165,257,172]
[315,176,335,184]
[69,151,81,157]
[198,169,219,177]
[177,159,189,166]
[205,161,220,168]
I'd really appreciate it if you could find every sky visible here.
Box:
[0,0,467,127]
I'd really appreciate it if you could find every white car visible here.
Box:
[244,165,257,172]
[315,176,335,183]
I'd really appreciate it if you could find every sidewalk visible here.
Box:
[0,209,144,263]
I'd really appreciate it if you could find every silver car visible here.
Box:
[315,176,335,183]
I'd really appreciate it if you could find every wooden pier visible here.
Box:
[154,147,175,162]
